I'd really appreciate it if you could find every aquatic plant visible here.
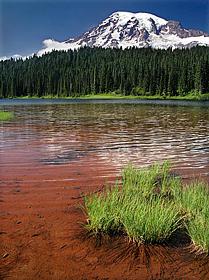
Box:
[0,111,13,121]
[180,183,209,254]
[84,162,184,244]
[83,162,209,254]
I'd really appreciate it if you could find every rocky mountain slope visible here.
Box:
[37,11,209,56]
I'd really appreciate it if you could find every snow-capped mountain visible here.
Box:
[37,11,209,56]
[1,11,209,61]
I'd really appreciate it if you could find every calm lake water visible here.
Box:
[1,99,209,181]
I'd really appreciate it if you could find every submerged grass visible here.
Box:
[83,162,209,254]
[0,111,13,121]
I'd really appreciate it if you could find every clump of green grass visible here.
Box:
[122,161,182,200]
[0,111,13,121]
[84,184,123,234]
[180,183,209,254]
[186,213,209,255]
[179,182,208,215]
[83,162,209,255]
[121,198,182,244]
[84,162,184,244]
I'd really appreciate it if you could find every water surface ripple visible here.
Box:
[0,100,209,181]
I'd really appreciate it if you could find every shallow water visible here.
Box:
[1,99,209,279]
[0,99,209,181]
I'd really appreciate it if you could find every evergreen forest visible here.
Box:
[0,46,209,98]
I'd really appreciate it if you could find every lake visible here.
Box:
[0,99,209,279]
[1,99,209,180]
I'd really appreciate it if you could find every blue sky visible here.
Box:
[0,0,208,57]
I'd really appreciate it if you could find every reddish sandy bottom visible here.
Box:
[0,151,209,280]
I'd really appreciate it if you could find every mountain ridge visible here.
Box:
[36,11,209,56]
[1,11,209,60]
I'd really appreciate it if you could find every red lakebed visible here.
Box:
[0,100,209,279]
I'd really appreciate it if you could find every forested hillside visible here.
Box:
[0,46,209,98]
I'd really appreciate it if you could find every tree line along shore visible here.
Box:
[0,46,209,99]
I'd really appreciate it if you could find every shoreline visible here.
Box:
[1,93,209,101]
[1,97,209,108]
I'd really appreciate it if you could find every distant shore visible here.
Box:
[3,93,209,101]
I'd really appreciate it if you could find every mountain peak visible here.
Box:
[3,11,208,60]
[106,11,168,33]
[37,11,209,56]
[110,11,168,23]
